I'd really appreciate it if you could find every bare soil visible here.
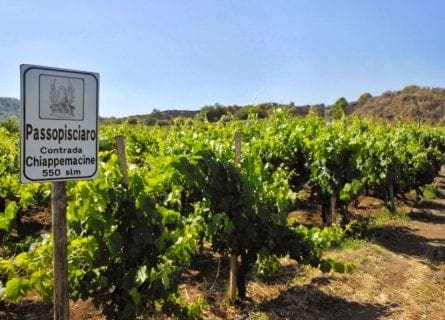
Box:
[1,167,444,319]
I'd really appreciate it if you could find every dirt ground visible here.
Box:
[1,166,444,319]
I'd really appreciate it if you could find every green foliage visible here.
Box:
[65,155,206,319]
[255,252,281,277]
[4,278,30,302]
[340,179,363,202]
[420,184,439,200]
[358,92,372,104]
[198,104,227,122]
[375,207,410,223]
[331,97,348,119]
[165,293,207,320]
[0,201,17,232]
[0,234,53,302]
[286,223,354,273]
[0,117,19,134]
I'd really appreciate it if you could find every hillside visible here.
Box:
[352,86,445,125]
[0,97,20,121]
[111,86,445,126]
[2,85,445,126]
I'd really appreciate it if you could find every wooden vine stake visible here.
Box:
[52,181,69,320]
[388,184,395,212]
[115,135,129,187]
[324,107,331,126]
[228,131,242,304]
[330,195,337,224]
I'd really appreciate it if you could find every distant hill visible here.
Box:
[109,86,445,126]
[3,85,445,126]
[351,86,445,126]
[0,97,20,121]
[103,110,200,125]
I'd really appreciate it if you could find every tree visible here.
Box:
[331,97,347,120]
[358,92,372,104]
[0,117,19,134]
[199,104,227,122]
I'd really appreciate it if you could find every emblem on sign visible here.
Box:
[39,75,85,120]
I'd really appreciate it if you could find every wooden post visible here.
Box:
[52,181,69,320]
[115,135,129,186]
[388,184,395,212]
[228,132,242,304]
[228,252,237,304]
[330,195,336,223]
[324,108,331,126]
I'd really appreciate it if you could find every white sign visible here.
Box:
[20,65,99,182]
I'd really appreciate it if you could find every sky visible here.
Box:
[1,0,445,117]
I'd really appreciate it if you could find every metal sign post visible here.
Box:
[20,64,99,320]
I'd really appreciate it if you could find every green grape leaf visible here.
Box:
[0,281,5,298]
[5,278,25,302]
[129,287,141,306]
[5,201,17,220]
[332,262,346,273]
[135,265,148,286]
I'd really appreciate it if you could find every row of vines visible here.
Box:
[0,111,444,319]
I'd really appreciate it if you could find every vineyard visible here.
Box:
[0,111,444,319]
